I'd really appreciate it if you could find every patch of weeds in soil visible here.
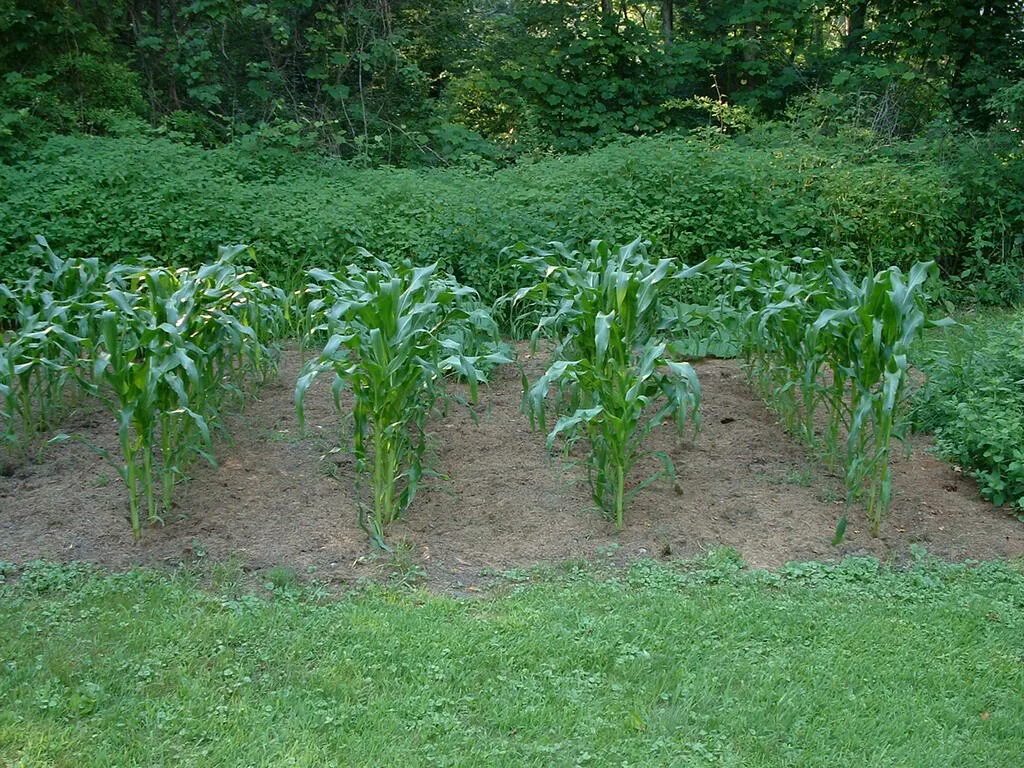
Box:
[816,486,844,505]
[210,555,246,597]
[263,565,301,598]
[783,467,814,487]
[266,428,302,444]
[385,540,427,587]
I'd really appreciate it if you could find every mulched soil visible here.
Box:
[2,345,1021,591]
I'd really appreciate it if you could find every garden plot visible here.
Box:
[2,344,1020,590]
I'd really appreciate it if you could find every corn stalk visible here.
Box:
[2,240,285,537]
[296,255,509,547]
[507,238,702,529]
[727,252,947,534]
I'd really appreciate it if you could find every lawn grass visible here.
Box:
[1,554,1022,767]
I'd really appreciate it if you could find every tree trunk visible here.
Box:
[845,2,868,53]
[743,21,757,62]
[661,0,673,44]
[601,0,613,16]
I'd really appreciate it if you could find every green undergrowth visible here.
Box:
[2,129,1021,304]
[912,310,1024,520]
[1,553,1022,767]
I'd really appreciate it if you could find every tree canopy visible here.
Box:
[2,1,1023,162]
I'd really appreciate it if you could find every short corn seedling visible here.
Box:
[296,256,509,547]
[506,238,702,529]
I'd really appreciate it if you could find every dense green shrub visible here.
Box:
[3,130,1009,303]
[941,133,1024,305]
[9,0,1019,158]
[912,313,1024,520]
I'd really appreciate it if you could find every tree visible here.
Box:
[845,2,868,54]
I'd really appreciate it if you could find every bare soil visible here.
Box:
[1,345,1021,590]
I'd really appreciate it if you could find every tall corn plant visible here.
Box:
[83,248,285,536]
[0,237,106,448]
[726,252,835,451]
[505,238,702,529]
[814,261,946,533]
[3,240,284,537]
[728,253,946,534]
[87,282,209,536]
[295,256,509,547]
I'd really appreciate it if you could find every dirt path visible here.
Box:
[1,347,1021,590]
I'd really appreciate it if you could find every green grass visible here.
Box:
[1,555,1023,767]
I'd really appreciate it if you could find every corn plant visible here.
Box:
[814,261,947,532]
[0,237,106,447]
[728,252,947,534]
[2,240,285,537]
[725,252,835,450]
[87,286,205,535]
[83,249,285,536]
[0,319,12,448]
[506,238,702,529]
[0,318,81,445]
[296,256,509,546]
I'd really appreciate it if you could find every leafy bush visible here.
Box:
[447,12,687,154]
[912,313,1024,520]
[940,133,1024,306]
[1,130,1000,304]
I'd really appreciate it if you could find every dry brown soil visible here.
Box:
[1,345,1021,590]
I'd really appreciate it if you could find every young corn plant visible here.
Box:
[726,252,835,453]
[0,237,105,448]
[2,240,282,535]
[296,256,509,547]
[0,338,23,450]
[813,261,946,534]
[0,241,285,537]
[86,283,206,536]
[86,249,284,536]
[727,252,946,535]
[0,317,76,445]
[507,238,702,529]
